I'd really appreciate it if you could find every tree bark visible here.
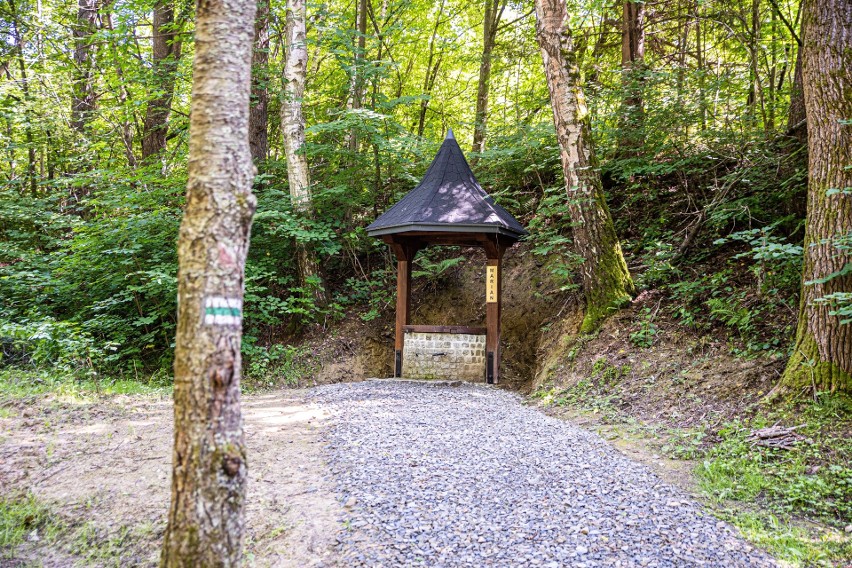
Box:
[616,0,645,156]
[786,45,806,143]
[249,0,269,163]
[534,0,634,332]
[71,0,97,134]
[471,0,506,154]
[777,0,852,396]
[141,0,183,160]
[282,0,325,305]
[159,0,257,561]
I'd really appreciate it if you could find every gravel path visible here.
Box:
[313,380,778,567]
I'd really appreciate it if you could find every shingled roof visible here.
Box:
[366,130,528,240]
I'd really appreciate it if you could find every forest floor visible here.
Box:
[0,387,340,566]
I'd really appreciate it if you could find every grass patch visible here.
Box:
[0,368,172,402]
[0,492,62,553]
[697,394,852,526]
[717,510,852,566]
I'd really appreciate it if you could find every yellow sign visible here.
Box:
[486,266,498,303]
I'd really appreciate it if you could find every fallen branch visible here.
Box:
[747,422,807,450]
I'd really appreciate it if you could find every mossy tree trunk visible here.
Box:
[777,0,852,396]
[159,0,257,562]
[534,0,634,332]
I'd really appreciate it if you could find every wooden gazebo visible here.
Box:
[366,130,527,383]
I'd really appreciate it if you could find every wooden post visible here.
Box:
[485,241,503,384]
[394,256,411,377]
[389,239,420,377]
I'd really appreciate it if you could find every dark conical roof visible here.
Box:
[366,130,528,240]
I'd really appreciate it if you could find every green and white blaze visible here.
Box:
[204,296,243,326]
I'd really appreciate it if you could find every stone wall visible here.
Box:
[402,332,486,381]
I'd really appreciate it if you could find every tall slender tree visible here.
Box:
[282,0,325,303]
[616,0,645,155]
[776,0,852,396]
[415,0,446,138]
[71,0,97,134]
[534,0,634,332]
[7,0,37,195]
[471,0,507,154]
[141,0,183,160]
[249,0,270,163]
[347,0,368,151]
[159,0,257,561]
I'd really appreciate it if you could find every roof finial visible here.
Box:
[446,128,455,140]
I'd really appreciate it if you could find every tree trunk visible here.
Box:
[141,0,183,160]
[534,0,634,333]
[347,0,368,152]
[748,0,767,128]
[471,0,506,154]
[616,0,645,156]
[415,0,446,138]
[282,0,326,305]
[102,7,139,168]
[7,0,36,195]
[71,0,97,134]
[786,45,806,143]
[776,0,852,396]
[158,0,257,562]
[249,0,269,163]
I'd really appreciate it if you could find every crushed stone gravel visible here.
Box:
[311,380,778,568]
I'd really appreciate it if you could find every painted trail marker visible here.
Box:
[204,296,243,326]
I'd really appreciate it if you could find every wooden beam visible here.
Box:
[403,325,487,335]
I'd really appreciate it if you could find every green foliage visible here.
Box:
[337,264,396,322]
[667,269,795,357]
[242,343,318,390]
[413,251,464,291]
[629,307,659,348]
[528,184,583,293]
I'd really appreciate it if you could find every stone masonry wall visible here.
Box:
[402,332,486,381]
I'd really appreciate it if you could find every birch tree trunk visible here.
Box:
[471,0,506,154]
[776,0,852,396]
[249,0,270,163]
[141,0,183,160]
[71,0,97,134]
[282,0,325,304]
[534,0,634,332]
[159,0,257,562]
